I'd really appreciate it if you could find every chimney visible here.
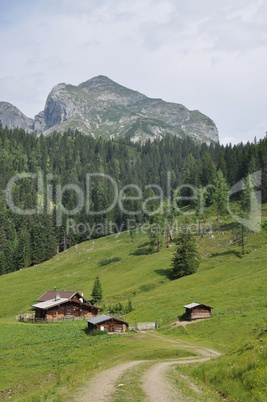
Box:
[54,286,60,301]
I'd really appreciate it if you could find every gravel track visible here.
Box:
[78,361,144,402]
[143,357,211,402]
[77,332,221,401]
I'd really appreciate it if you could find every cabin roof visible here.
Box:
[87,314,129,326]
[37,291,78,302]
[184,302,213,310]
[32,298,69,310]
[35,291,100,309]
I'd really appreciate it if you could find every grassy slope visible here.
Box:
[0,206,266,400]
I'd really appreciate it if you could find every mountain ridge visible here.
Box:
[0,75,219,143]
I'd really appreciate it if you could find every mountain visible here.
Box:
[0,75,219,143]
[0,102,34,132]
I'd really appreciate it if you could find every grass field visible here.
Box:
[0,205,266,400]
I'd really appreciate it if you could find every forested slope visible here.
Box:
[0,124,266,274]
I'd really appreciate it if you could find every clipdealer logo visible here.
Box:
[5,170,262,233]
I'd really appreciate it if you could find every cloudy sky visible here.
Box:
[0,0,266,145]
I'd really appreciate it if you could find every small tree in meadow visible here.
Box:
[91,276,103,305]
[171,230,199,279]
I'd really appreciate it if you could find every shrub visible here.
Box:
[99,257,121,266]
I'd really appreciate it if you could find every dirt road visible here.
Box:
[78,360,144,402]
[77,332,220,401]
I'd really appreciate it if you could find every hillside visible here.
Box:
[1,128,266,278]
[0,75,219,143]
[0,206,266,400]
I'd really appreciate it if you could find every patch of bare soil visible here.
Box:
[76,361,144,402]
[174,319,203,327]
[143,361,181,401]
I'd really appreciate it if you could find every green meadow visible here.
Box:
[0,206,266,401]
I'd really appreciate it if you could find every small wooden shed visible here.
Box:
[184,302,213,320]
[87,314,129,333]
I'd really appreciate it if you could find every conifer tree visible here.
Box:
[91,276,103,304]
[171,230,199,279]
[241,174,260,232]
[127,299,133,313]
[212,169,229,231]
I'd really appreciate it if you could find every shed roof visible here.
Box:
[184,302,212,309]
[87,314,129,326]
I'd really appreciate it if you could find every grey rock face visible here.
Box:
[0,76,219,143]
[34,111,46,132]
[0,102,34,132]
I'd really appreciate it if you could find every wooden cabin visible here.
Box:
[32,290,99,321]
[184,302,213,320]
[87,314,129,333]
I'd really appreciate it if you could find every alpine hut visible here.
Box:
[87,314,129,333]
[184,302,213,320]
[32,289,100,321]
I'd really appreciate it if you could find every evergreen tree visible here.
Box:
[30,222,47,265]
[201,152,216,186]
[212,170,229,231]
[127,299,133,313]
[194,187,208,238]
[200,152,216,205]
[171,230,199,279]
[0,251,7,275]
[241,174,260,232]
[16,230,31,269]
[91,276,103,304]
[181,153,199,206]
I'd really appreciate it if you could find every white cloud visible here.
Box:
[0,77,35,102]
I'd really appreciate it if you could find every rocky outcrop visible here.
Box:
[0,76,219,143]
[0,102,34,132]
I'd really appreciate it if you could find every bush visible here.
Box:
[99,257,121,266]
[108,299,133,315]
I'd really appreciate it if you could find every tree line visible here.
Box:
[0,124,266,275]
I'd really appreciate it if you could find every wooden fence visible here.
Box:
[132,322,157,330]
[16,313,83,323]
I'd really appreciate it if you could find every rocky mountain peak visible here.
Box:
[0,76,219,143]
[0,101,34,131]
[80,75,116,88]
